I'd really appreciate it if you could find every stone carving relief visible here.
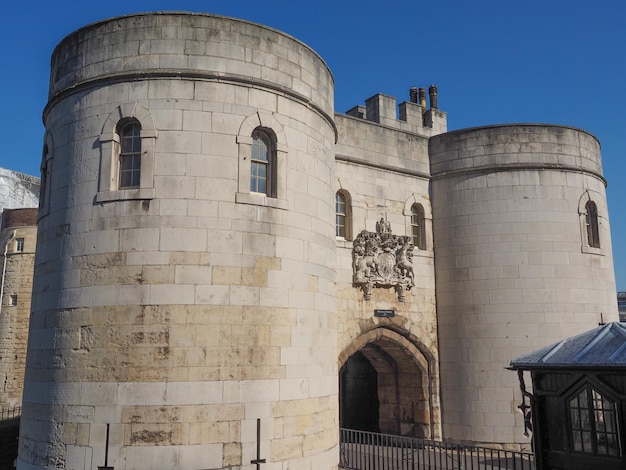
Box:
[352,218,415,301]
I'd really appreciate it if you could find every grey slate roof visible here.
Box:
[510,322,626,369]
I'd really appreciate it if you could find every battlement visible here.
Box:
[345,85,447,136]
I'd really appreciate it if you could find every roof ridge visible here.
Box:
[572,324,612,363]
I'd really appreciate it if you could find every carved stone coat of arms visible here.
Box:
[352,218,415,301]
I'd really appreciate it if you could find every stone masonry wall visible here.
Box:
[0,220,37,408]
[335,113,442,439]
[20,13,337,470]
[430,125,618,446]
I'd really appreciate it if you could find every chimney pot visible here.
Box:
[419,87,427,109]
[428,84,438,109]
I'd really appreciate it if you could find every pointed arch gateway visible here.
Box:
[339,327,440,439]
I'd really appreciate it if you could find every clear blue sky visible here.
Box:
[2,1,625,290]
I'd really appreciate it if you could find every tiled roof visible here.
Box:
[510,322,626,369]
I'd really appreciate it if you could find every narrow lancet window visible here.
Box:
[411,204,426,250]
[250,128,276,197]
[118,120,142,189]
[585,201,600,248]
[336,192,347,238]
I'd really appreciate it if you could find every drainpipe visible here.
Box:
[0,230,16,317]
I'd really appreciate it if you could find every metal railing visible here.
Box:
[340,429,534,470]
[0,405,21,421]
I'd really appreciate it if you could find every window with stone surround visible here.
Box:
[118,120,142,189]
[236,111,288,210]
[8,294,17,306]
[403,195,432,255]
[585,201,600,248]
[15,238,24,252]
[411,204,426,250]
[96,103,157,203]
[250,128,276,197]
[336,190,352,240]
[579,192,603,255]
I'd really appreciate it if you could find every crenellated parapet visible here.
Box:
[345,85,447,136]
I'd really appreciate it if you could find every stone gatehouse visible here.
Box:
[17,12,618,470]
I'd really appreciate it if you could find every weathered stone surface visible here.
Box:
[430,126,617,443]
[0,210,37,408]
[13,10,620,470]
[20,11,338,470]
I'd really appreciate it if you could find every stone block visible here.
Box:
[279,378,309,401]
[158,199,188,216]
[126,251,171,266]
[187,199,219,218]
[260,288,289,308]
[117,382,167,405]
[241,268,267,287]
[64,445,91,470]
[175,265,212,285]
[239,380,279,403]
[207,230,243,254]
[79,383,117,406]
[229,286,259,306]
[195,284,230,305]
[242,232,276,257]
[119,228,160,253]
[159,228,207,252]
[201,132,237,157]
[212,266,242,285]
[83,230,119,254]
[154,175,197,199]
[182,109,211,132]
[222,442,241,467]
[271,435,303,460]
[179,444,225,469]
[141,265,175,284]
[189,421,230,444]
[166,381,223,405]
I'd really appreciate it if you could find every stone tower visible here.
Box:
[19,12,337,469]
[0,208,38,408]
[430,125,618,445]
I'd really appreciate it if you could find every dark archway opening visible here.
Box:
[340,335,431,438]
[340,351,380,432]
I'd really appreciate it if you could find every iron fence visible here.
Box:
[340,429,534,470]
[0,405,21,421]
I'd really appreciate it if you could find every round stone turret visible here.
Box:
[430,124,618,446]
[20,12,337,469]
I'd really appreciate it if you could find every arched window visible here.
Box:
[96,103,156,203]
[117,120,142,189]
[568,386,620,456]
[236,112,288,209]
[250,128,276,197]
[585,201,600,248]
[336,191,348,239]
[411,204,426,250]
